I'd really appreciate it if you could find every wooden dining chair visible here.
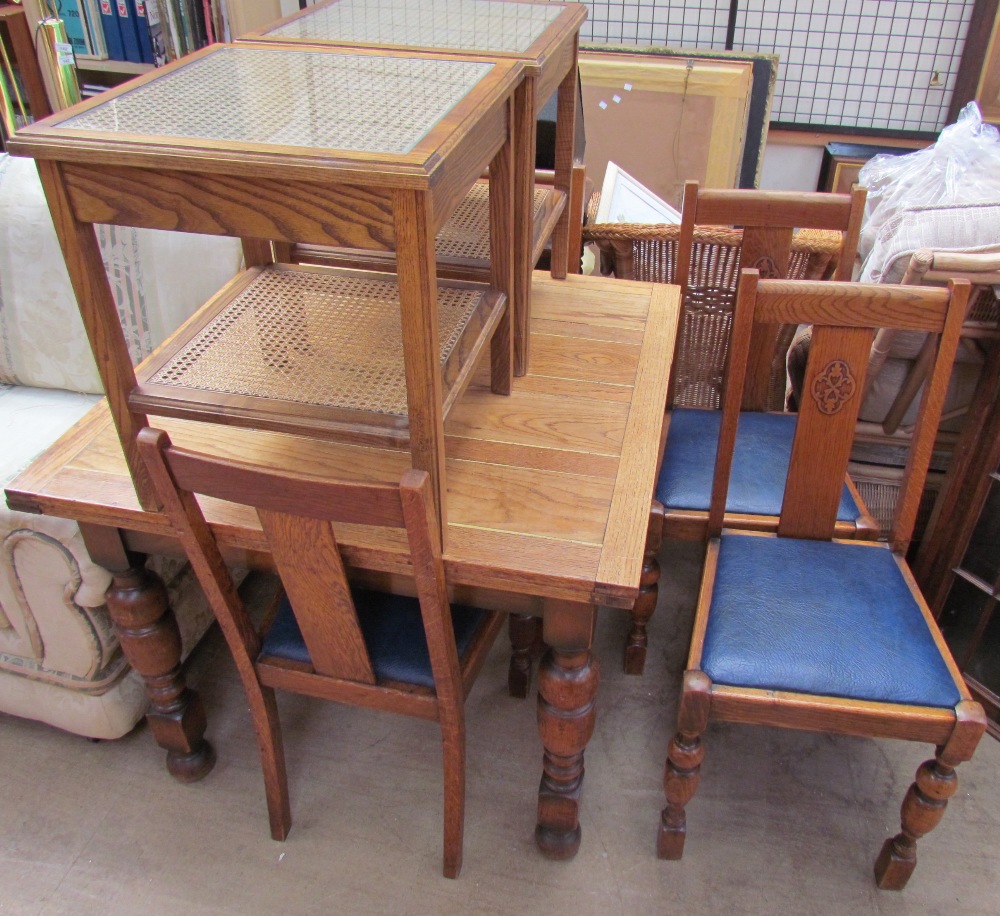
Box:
[509,183,871,687]
[658,180,871,531]
[622,182,873,676]
[658,270,987,890]
[138,428,505,878]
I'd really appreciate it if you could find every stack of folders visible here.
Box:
[58,0,231,69]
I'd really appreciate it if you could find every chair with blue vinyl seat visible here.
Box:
[658,180,874,540]
[658,269,987,890]
[138,428,504,879]
[621,182,872,677]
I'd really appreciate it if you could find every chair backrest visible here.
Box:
[670,181,867,412]
[708,270,969,552]
[137,428,457,688]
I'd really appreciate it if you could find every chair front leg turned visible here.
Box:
[874,700,986,890]
[625,502,664,675]
[658,670,711,859]
[508,613,543,698]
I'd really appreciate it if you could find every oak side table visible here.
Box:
[240,0,588,376]
[9,42,523,534]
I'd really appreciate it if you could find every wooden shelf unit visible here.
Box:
[915,338,1000,739]
[0,3,52,146]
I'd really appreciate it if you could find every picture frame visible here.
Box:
[595,161,680,224]
[581,43,777,190]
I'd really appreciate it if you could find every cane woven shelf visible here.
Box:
[583,200,843,411]
[261,0,565,56]
[295,178,560,277]
[132,264,505,444]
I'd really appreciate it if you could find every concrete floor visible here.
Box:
[3,539,998,915]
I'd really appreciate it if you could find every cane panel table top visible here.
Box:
[8,42,522,188]
[244,0,587,74]
[59,47,492,155]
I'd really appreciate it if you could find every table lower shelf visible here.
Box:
[292,178,567,279]
[131,263,506,447]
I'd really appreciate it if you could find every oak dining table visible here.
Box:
[6,271,677,859]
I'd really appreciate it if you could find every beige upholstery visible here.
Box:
[0,153,243,738]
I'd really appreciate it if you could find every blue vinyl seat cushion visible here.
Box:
[655,409,862,521]
[701,532,962,708]
[260,589,489,688]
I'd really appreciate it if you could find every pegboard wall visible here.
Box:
[581,1,977,134]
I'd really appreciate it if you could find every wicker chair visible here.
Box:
[584,188,858,412]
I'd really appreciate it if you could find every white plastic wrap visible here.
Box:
[858,103,1000,281]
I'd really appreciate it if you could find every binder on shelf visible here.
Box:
[80,0,110,59]
[200,0,215,44]
[133,0,156,64]
[114,0,144,64]
[175,0,200,55]
[58,0,93,59]
[98,0,127,61]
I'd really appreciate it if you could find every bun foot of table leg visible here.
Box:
[166,740,217,783]
[534,822,582,860]
[146,687,216,783]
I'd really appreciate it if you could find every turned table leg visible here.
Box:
[534,600,599,859]
[80,524,215,782]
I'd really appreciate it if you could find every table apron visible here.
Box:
[103,523,629,615]
[429,99,508,230]
[535,43,575,106]
[59,162,399,251]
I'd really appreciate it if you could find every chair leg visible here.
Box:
[440,715,467,878]
[874,756,958,890]
[508,613,542,698]
[874,700,986,890]
[624,502,664,676]
[248,683,291,842]
[658,670,711,860]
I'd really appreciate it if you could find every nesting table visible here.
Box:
[239,0,588,376]
[9,42,525,529]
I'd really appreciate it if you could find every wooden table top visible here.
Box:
[7,273,677,610]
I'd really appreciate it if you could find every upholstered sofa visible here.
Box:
[0,153,243,738]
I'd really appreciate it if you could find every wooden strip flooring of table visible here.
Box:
[8,272,678,607]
